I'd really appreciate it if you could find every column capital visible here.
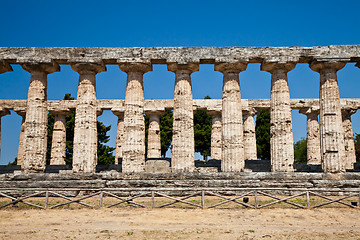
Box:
[341,108,357,118]
[111,110,124,117]
[207,110,221,117]
[243,108,257,117]
[167,63,199,73]
[96,109,104,117]
[0,60,13,74]
[260,62,296,73]
[309,60,347,73]
[119,63,152,73]
[214,62,247,74]
[49,109,72,116]
[70,62,106,75]
[0,109,10,117]
[21,62,60,74]
[14,109,26,118]
[299,106,320,116]
[145,110,164,117]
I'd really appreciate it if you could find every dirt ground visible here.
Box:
[0,208,359,240]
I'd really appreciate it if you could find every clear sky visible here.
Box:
[0,0,359,164]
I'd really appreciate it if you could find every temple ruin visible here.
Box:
[0,45,359,175]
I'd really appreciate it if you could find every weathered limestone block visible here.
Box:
[119,63,152,172]
[215,63,247,172]
[261,62,296,172]
[310,61,346,173]
[243,108,257,160]
[299,107,321,165]
[0,109,10,162]
[168,63,199,172]
[111,110,124,164]
[20,63,60,173]
[342,108,357,170]
[146,111,163,159]
[71,63,106,173]
[50,111,69,165]
[145,160,171,173]
[2,46,360,65]
[207,111,222,160]
[15,111,26,166]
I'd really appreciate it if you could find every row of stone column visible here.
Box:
[299,106,357,170]
[0,60,358,173]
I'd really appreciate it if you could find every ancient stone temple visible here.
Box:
[0,46,359,174]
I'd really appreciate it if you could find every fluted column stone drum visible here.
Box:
[261,62,296,172]
[310,61,347,173]
[20,63,60,173]
[215,62,247,172]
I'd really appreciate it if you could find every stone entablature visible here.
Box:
[0,98,360,112]
[1,45,359,64]
[0,45,360,174]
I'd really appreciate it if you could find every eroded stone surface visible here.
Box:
[310,61,346,173]
[168,63,198,172]
[112,111,124,164]
[299,107,321,165]
[15,112,26,166]
[120,63,152,173]
[262,62,296,172]
[71,63,106,173]
[50,111,68,165]
[342,108,357,170]
[208,111,222,160]
[243,108,257,161]
[146,111,162,159]
[1,46,359,65]
[21,63,60,173]
[215,63,247,172]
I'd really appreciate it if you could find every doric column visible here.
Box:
[111,110,124,164]
[0,109,10,162]
[20,63,60,173]
[299,107,321,165]
[119,63,152,172]
[215,62,247,172]
[167,63,199,172]
[243,108,257,160]
[146,111,163,159]
[14,110,26,166]
[310,60,347,173]
[261,62,296,172]
[71,63,106,173]
[49,111,69,165]
[342,108,357,170]
[207,111,222,160]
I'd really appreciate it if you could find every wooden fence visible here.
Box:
[0,188,359,209]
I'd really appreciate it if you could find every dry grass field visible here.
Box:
[0,200,359,240]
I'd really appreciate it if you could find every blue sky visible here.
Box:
[0,0,359,164]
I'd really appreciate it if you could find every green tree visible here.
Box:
[159,110,173,157]
[294,138,307,164]
[194,96,212,160]
[355,133,360,163]
[255,109,270,160]
[144,110,173,158]
[46,93,115,165]
[97,121,115,165]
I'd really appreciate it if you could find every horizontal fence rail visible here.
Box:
[0,188,359,210]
